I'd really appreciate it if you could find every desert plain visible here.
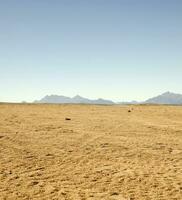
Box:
[0,103,182,200]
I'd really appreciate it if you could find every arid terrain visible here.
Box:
[0,104,182,200]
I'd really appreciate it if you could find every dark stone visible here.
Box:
[65,118,71,121]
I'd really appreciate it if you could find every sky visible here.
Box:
[0,0,182,102]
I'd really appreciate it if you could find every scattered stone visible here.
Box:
[111,192,119,196]
[45,153,54,157]
[65,118,71,121]
[28,181,39,186]
[61,191,66,195]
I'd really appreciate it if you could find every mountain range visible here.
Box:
[34,92,182,105]
[144,91,182,104]
[34,95,114,104]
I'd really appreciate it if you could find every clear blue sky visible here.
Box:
[0,0,182,102]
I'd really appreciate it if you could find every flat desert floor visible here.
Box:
[0,104,182,200]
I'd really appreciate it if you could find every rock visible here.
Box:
[65,118,71,120]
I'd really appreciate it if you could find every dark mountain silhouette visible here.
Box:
[34,92,182,105]
[35,95,114,104]
[144,92,182,104]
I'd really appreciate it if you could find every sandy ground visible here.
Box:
[0,104,182,200]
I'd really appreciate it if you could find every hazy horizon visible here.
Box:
[1,91,181,104]
[0,0,182,102]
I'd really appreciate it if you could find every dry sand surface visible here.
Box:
[0,104,182,200]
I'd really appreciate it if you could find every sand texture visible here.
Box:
[0,104,182,200]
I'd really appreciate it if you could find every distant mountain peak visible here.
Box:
[73,95,82,98]
[34,92,182,105]
[162,91,170,94]
[161,91,174,95]
[35,94,114,104]
[145,91,182,104]
[72,95,86,100]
